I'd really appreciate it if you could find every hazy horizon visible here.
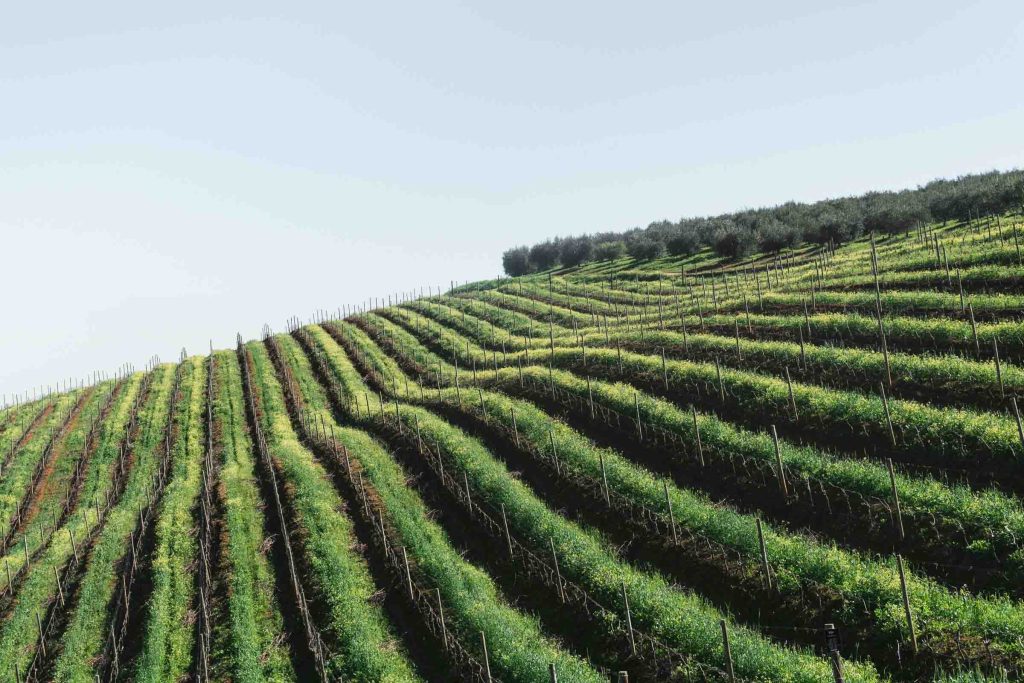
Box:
[3,0,1023,398]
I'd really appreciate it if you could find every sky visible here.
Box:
[1,0,1022,399]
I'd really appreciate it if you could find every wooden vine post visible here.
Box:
[621,582,637,655]
[879,383,896,446]
[599,452,611,506]
[896,555,918,654]
[550,538,566,603]
[479,631,492,682]
[633,392,643,442]
[664,481,678,544]
[500,504,514,559]
[886,458,905,541]
[1012,398,1024,451]
[797,327,806,370]
[435,588,448,650]
[785,367,798,421]
[957,269,965,311]
[691,406,705,467]
[756,518,772,591]
[968,304,980,355]
[994,339,1004,397]
[720,619,735,682]
[824,623,846,683]
[770,425,788,497]
[715,359,725,402]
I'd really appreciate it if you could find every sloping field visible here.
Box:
[3,212,1024,682]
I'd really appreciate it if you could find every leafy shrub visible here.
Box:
[626,235,665,260]
[757,217,801,252]
[502,246,532,276]
[559,236,594,267]
[528,241,561,271]
[712,225,757,259]
[666,229,700,256]
[593,240,626,261]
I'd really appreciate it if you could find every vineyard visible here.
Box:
[3,212,1024,682]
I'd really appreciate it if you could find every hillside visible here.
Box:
[1,210,1023,682]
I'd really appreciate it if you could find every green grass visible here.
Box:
[390,300,1023,410]
[209,350,296,682]
[0,374,143,680]
[383,303,1024,470]
[0,391,83,539]
[472,282,1024,355]
[246,342,421,682]
[333,317,1024,669]
[0,398,52,461]
[0,382,117,582]
[135,356,207,682]
[307,322,882,683]
[272,332,606,683]
[53,364,177,682]
[361,308,1024,566]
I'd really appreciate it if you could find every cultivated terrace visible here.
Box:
[3,210,1024,682]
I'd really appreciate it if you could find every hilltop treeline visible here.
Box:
[502,168,1024,275]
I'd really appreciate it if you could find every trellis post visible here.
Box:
[599,452,611,506]
[500,504,514,559]
[887,458,905,541]
[621,582,636,655]
[720,619,735,682]
[633,393,643,442]
[691,406,705,467]
[896,555,918,653]
[785,367,798,421]
[1012,398,1024,451]
[480,631,492,682]
[664,482,678,544]
[771,425,788,497]
[402,547,415,600]
[994,339,1004,397]
[756,518,772,591]
[550,538,566,603]
[879,383,896,446]
[968,304,980,355]
[436,588,448,650]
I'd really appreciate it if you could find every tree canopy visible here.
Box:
[500,168,1024,275]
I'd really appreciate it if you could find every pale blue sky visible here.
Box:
[2,1,1022,398]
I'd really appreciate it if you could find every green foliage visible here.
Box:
[0,390,84,537]
[316,321,881,683]
[54,365,177,682]
[246,342,420,682]
[136,357,206,682]
[345,312,1024,665]
[0,376,141,679]
[275,332,606,683]
[209,351,296,682]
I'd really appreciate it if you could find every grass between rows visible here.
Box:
[135,356,207,682]
[0,375,143,680]
[336,318,1024,673]
[273,332,607,683]
[52,364,177,682]
[395,299,1024,410]
[307,322,882,683]
[209,350,296,682]
[246,342,421,681]
[0,391,84,538]
[367,309,1024,570]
